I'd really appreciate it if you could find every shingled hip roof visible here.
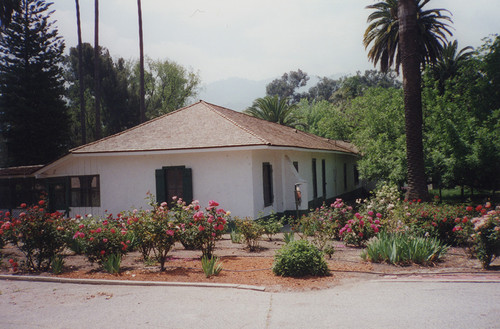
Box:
[71,100,358,155]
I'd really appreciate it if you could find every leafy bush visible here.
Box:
[272,239,329,277]
[256,211,283,241]
[362,183,402,219]
[471,205,500,269]
[235,217,264,251]
[361,231,449,265]
[1,200,69,271]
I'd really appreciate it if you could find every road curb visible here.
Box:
[374,274,500,283]
[0,274,267,292]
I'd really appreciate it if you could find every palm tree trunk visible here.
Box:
[75,0,86,145]
[94,0,102,139]
[398,0,429,201]
[137,0,146,123]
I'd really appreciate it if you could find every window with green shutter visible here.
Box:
[155,166,193,204]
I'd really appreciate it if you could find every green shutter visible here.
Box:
[155,169,166,203]
[182,167,193,203]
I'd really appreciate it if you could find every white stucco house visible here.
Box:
[4,101,362,218]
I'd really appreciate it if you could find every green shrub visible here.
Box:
[361,231,449,265]
[235,217,264,251]
[256,211,283,241]
[272,239,329,277]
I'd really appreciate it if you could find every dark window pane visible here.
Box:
[70,175,100,207]
[263,163,273,207]
[166,167,184,201]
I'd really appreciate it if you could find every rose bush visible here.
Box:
[1,199,70,271]
[71,213,134,268]
[124,196,230,269]
[293,199,354,250]
[470,204,499,269]
[339,211,382,247]
[388,200,470,245]
[191,200,229,258]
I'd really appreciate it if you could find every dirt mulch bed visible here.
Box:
[1,234,499,292]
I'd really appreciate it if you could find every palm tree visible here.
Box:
[244,96,305,128]
[75,0,86,144]
[137,0,146,123]
[364,0,452,201]
[0,0,20,29]
[431,40,473,94]
[94,0,102,140]
[364,0,452,73]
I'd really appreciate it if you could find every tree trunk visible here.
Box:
[137,0,146,123]
[94,0,102,140]
[75,0,86,145]
[398,0,430,201]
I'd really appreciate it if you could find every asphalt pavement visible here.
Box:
[0,276,499,329]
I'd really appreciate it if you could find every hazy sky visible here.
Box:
[50,0,500,83]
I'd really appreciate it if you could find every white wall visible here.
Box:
[249,149,359,217]
[38,148,359,219]
[39,150,254,218]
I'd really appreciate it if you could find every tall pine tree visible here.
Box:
[0,0,70,166]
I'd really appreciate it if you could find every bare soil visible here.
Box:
[1,234,499,292]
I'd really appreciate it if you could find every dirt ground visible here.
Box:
[1,234,499,292]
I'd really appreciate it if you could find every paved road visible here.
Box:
[0,278,499,329]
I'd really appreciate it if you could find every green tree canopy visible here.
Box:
[65,43,139,145]
[244,95,304,128]
[0,0,70,166]
[363,0,452,73]
[133,58,201,119]
[266,69,309,104]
